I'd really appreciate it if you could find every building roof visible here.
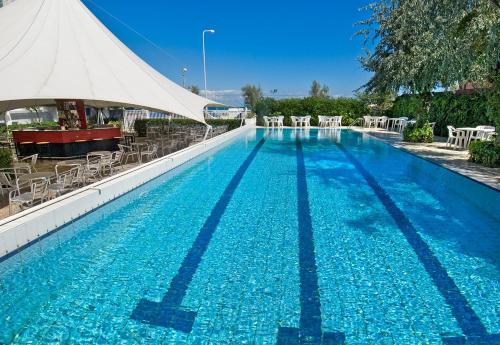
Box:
[0,0,213,123]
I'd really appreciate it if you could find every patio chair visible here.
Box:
[318,116,326,127]
[446,126,458,148]
[0,170,18,196]
[15,154,38,173]
[48,166,78,199]
[395,117,408,132]
[118,144,139,165]
[141,144,159,162]
[334,116,343,128]
[9,177,49,214]
[83,157,102,183]
[263,116,271,127]
[303,116,311,128]
[277,116,284,128]
[377,116,388,129]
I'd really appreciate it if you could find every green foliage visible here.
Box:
[0,121,59,133]
[133,119,242,137]
[469,141,499,167]
[107,120,122,128]
[0,149,12,168]
[241,84,263,110]
[254,97,368,126]
[357,0,500,94]
[391,95,425,119]
[429,92,492,136]
[402,123,434,143]
[390,90,498,137]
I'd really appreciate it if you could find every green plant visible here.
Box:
[0,149,12,168]
[254,97,368,127]
[469,141,499,167]
[108,120,122,128]
[0,121,59,134]
[403,123,434,143]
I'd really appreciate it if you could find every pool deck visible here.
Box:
[351,127,500,191]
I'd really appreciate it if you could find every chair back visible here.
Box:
[30,178,48,198]
[0,172,14,187]
[447,125,456,136]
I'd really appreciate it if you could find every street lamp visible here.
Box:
[181,67,188,88]
[202,29,215,99]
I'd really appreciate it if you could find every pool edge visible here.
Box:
[0,123,256,260]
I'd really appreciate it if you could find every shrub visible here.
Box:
[133,119,242,137]
[0,149,12,168]
[254,97,368,126]
[391,94,424,119]
[391,90,498,137]
[403,123,434,143]
[469,141,499,167]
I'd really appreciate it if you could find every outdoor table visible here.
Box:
[58,159,86,165]
[455,127,493,149]
[18,172,55,183]
[87,151,112,157]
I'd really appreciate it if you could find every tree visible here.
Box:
[241,84,263,109]
[309,80,330,98]
[357,0,500,95]
[189,85,200,95]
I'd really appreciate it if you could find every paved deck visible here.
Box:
[352,127,499,190]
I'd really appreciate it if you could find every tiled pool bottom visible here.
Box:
[0,129,498,344]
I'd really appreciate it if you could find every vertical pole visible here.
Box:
[202,31,208,99]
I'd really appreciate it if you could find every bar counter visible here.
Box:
[12,127,121,158]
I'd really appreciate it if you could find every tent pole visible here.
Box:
[203,124,212,141]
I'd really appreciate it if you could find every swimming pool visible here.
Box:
[0,128,498,344]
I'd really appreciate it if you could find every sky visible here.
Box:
[83,0,372,106]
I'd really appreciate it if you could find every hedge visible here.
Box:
[469,141,499,167]
[254,97,368,126]
[133,119,242,137]
[391,91,498,137]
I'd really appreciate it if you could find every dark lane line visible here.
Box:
[276,136,345,345]
[336,143,499,345]
[130,136,267,333]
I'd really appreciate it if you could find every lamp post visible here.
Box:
[202,29,215,99]
[181,67,188,88]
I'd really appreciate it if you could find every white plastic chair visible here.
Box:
[446,126,458,148]
[9,178,48,214]
[291,116,300,127]
[263,116,271,127]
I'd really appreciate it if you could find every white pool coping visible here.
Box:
[0,122,256,260]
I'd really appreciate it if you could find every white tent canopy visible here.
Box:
[0,0,214,123]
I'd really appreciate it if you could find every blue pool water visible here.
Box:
[0,128,499,344]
